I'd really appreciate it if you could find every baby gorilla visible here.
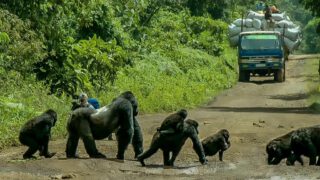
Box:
[266,130,303,165]
[137,119,207,166]
[19,109,57,159]
[157,109,187,134]
[201,129,231,161]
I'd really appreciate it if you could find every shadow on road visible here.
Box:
[243,80,277,85]
[202,106,314,114]
[269,93,310,101]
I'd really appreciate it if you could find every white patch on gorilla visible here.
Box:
[96,106,109,113]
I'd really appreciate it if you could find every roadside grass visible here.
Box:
[306,57,320,112]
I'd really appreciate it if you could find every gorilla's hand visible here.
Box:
[200,157,208,165]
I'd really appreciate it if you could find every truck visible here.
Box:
[238,31,286,82]
[229,10,301,82]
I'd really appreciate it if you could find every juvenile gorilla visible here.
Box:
[19,109,57,159]
[66,91,143,160]
[266,131,303,165]
[137,119,207,166]
[157,109,188,133]
[287,126,320,166]
[201,129,231,161]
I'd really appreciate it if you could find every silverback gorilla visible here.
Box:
[287,126,320,166]
[201,129,231,161]
[266,131,303,165]
[157,109,187,134]
[19,109,57,159]
[66,91,143,160]
[137,119,207,166]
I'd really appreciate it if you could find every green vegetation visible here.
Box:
[0,0,319,149]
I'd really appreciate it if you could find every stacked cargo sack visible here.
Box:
[228,10,301,52]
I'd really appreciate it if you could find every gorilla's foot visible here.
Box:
[66,154,79,159]
[90,152,106,159]
[40,152,56,158]
[23,155,37,159]
[136,156,145,166]
[116,154,124,160]
[45,152,56,158]
[200,158,208,165]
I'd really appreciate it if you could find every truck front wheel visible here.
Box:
[239,70,250,82]
[274,67,285,82]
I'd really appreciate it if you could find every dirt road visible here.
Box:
[0,55,319,180]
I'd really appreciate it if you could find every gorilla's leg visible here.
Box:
[116,110,134,160]
[168,147,182,166]
[137,145,159,166]
[163,150,170,166]
[39,135,55,158]
[219,150,224,161]
[79,120,106,158]
[20,135,39,159]
[316,156,320,166]
[66,133,80,158]
[132,117,143,158]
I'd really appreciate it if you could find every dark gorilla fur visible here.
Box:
[65,91,143,159]
[266,131,303,165]
[201,129,231,161]
[157,109,187,133]
[287,126,320,166]
[19,109,57,159]
[137,119,207,166]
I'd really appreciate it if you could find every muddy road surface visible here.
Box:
[0,55,319,180]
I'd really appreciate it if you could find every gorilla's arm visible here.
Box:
[188,128,207,164]
[132,117,144,158]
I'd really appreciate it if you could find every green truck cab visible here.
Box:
[238,31,286,82]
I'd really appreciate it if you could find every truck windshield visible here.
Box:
[240,34,280,50]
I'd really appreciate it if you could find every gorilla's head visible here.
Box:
[119,91,139,116]
[266,141,283,165]
[45,109,57,126]
[177,109,188,119]
[219,129,230,150]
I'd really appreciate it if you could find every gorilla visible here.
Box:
[287,126,320,166]
[266,130,303,165]
[201,129,231,161]
[157,109,187,134]
[19,109,57,159]
[65,91,143,160]
[137,119,208,166]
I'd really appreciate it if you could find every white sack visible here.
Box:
[247,10,264,20]
[252,18,262,29]
[229,35,239,47]
[284,37,301,52]
[271,12,286,21]
[276,20,296,28]
[229,24,242,37]
[275,27,301,41]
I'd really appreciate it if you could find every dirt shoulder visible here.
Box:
[0,55,319,180]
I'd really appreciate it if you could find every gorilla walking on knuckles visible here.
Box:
[266,130,303,165]
[66,91,143,160]
[201,129,231,161]
[19,109,57,159]
[137,119,208,166]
